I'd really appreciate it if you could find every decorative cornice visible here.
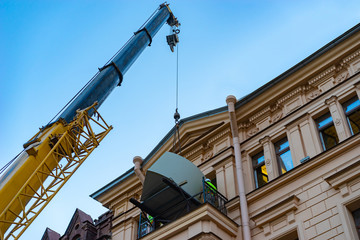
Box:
[308,65,336,86]
[184,145,203,159]
[277,86,306,106]
[341,48,360,65]
[249,106,271,123]
[208,128,230,144]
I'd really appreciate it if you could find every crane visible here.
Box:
[0,3,179,239]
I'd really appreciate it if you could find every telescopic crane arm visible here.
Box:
[0,3,179,240]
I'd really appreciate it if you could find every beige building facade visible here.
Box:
[91,23,360,240]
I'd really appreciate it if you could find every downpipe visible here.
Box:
[226,95,251,240]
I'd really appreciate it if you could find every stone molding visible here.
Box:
[325,95,338,106]
[341,48,360,66]
[208,128,230,144]
[325,159,360,197]
[249,106,271,123]
[191,232,220,240]
[308,65,336,86]
[251,195,299,236]
[140,203,238,240]
[276,86,306,106]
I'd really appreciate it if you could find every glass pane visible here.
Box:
[352,208,360,239]
[252,151,267,188]
[254,164,268,188]
[276,139,289,152]
[344,97,360,114]
[279,150,294,173]
[275,137,293,174]
[252,152,265,165]
[320,125,339,150]
[348,109,360,135]
[317,113,333,129]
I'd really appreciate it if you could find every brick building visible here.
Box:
[89,23,360,239]
[41,209,112,240]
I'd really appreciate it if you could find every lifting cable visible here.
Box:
[173,41,181,154]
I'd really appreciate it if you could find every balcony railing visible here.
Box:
[202,179,228,215]
[137,178,228,239]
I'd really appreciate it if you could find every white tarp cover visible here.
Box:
[139,152,204,220]
[141,152,204,202]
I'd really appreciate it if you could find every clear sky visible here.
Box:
[0,0,359,239]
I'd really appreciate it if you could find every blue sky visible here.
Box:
[0,0,359,238]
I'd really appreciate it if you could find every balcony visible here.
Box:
[137,179,232,239]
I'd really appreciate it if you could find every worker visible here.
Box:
[205,178,217,191]
[204,178,217,207]
[146,214,154,234]
[148,215,154,225]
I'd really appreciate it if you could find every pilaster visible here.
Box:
[286,125,305,166]
[259,136,277,180]
[325,95,351,141]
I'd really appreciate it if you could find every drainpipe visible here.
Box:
[226,95,251,240]
[133,156,145,185]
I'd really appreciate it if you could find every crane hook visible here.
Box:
[167,28,180,52]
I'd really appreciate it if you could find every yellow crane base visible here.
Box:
[0,102,112,240]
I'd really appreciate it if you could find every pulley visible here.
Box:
[167,28,180,52]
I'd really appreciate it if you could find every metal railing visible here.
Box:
[138,213,156,238]
[137,178,228,239]
[202,178,228,215]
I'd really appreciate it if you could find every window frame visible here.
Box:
[316,112,339,151]
[351,207,360,239]
[274,137,294,175]
[252,151,268,188]
[343,96,360,135]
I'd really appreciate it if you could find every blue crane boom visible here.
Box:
[59,3,179,123]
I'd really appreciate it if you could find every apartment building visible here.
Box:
[91,23,360,240]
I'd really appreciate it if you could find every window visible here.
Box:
[276,230,299,240]
[316,112,339,150]
[252,151,268,188]
[275,137,293,174]
[343,96,360,135]
[352,208,360,238]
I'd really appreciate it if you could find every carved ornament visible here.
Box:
[247,127,259,137]
[307,89,320,100]
[333,71,349,84]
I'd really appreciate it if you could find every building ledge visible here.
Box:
[140,203,238,240]
[251,195,299,236]
[325,159,360,197]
